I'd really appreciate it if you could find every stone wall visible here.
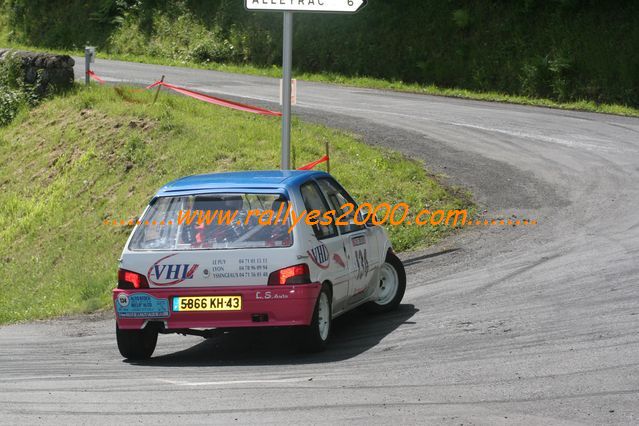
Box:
[0,49,75,93]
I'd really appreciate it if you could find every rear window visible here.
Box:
[129,193,292,251]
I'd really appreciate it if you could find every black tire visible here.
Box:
[299,283,332,353]
[365,251,406,314]
[116,324,158,360]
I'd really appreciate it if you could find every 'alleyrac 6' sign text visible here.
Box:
[245,0,367,13]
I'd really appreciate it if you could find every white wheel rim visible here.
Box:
[376,262,399,305]
[317,292,330,341]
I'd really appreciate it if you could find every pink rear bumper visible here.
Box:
[113,284,321,330]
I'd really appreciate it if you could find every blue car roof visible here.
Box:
[156,170,330,196]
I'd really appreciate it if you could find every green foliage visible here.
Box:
[0,52,34,126]
[109,4,241,64]
[106,17,147,55]
[3,0,133,46]
[0,51,24,88]
[2,1,639,106]
[0,87,23,126]
[452,9,471,29]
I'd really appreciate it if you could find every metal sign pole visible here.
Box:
[280,11,293,170]
[245,0,367,170]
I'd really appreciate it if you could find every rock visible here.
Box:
[0,49,75,94]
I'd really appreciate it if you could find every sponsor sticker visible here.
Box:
[116,293,169,318]
[117,293,129,307]
[308,243,330,269]
[255,291,289,300]
[147,254,199,286]
[352,235,366,247]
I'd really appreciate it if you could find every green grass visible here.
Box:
[0,84,470,324]
[2,41,638,118]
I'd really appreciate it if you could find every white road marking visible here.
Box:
[446,121,618,153]
[157,377,312,386]
[310,103,624,153]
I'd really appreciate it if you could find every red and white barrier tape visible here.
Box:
[86,70,104,84]
[146,80,281,116]
[298,155,329,171]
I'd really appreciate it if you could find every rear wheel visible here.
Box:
[116,324,158,360]
[365,252,406,313]
[299,283,332,352]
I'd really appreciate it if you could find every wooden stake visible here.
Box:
[325,140,330,174]
[153,75,165,104]
[292,145,297,169]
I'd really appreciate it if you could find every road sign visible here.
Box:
[245,0,367,13]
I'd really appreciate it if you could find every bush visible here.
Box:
[0,50,24,89]
[109,7,240,65]
[106,17,148,56]
[0,86,23,126]
[0,51,45,126]
[189,38,237,63]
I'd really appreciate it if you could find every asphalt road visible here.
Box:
[1,57,639,424]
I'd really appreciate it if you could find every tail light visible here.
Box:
[268,264,311,286]
[118,268,149,289]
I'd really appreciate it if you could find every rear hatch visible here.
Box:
[120,192,297,288]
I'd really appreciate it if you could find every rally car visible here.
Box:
[113,170,406,360]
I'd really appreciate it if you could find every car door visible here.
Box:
[315,177,381,304]
[298,180,350,314]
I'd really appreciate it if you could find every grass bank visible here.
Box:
[0,85,470,324]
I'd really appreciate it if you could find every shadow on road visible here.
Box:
[129,304,417,367]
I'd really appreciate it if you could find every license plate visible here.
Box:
[172,296,242,312]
